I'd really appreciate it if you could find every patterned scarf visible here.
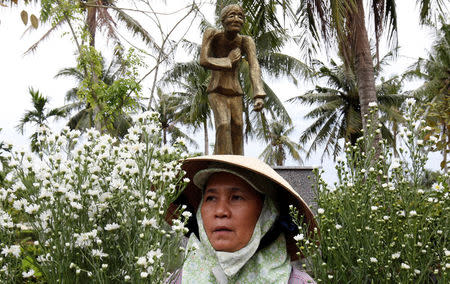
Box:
[182,198,291,284]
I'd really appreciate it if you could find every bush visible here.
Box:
[0,112,190,283]
[292,101,449,283]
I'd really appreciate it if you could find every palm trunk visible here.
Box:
[163,128,167,145]
[276,146,284,166]
[87,3,97,47]
[86,4,104,132]
[203,120,209,155]
[354,0,381,156]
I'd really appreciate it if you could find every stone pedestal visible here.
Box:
[273,166,317,210]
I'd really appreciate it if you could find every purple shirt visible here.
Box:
[288,266,316,284]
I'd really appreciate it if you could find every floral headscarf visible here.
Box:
[182,197,291,284]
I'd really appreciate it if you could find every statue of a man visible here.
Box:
[200,4,265,155]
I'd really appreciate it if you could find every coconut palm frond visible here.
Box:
[24,17,65,55]
[113,7,160,53]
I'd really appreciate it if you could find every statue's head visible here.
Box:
[220,4,244,33]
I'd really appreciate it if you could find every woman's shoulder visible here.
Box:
[288,266,316,284]
[165,269,182,284]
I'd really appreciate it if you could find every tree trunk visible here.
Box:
[354,0,381,156]
[87,3,97,47]
[203,120,209,155]
[276,146,284,166]
[86,4,104,132]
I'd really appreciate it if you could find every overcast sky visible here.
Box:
[0,1,444,184]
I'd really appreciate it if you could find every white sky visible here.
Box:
[0,1,444,184]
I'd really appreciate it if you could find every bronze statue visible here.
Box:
[200,4,265,155]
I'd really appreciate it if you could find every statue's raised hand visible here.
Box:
[253,98,264,112]
[228,48,241,65]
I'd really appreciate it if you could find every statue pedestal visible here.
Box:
[273,166,317,211]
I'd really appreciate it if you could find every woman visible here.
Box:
[168,155,317,283]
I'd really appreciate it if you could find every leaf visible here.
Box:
[20,10,28,25]
[30,14,38,29]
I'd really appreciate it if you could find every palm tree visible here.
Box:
[16,87,66,152]
[404,21,450,171]
[162,59,212,154]
[294,0,447,152]
[288,58,406,161]
[55,55,133,138]
[27,1,157,54]
[151,88,198,148]
[257,120,303,166]
[26,1,157,132]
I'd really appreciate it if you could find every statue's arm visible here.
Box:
[199,29,232,70]
[243,36,266,99]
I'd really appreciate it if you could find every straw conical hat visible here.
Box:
[171,155,317,260]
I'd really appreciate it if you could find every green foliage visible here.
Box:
[293,0,398,65]
[291,103,449,283]
[404,21,450,170]
[39,0,82,25]
[416,0,449,25]
[161,57,211,153]
[289,57,406,161]
[153,88,199,148]
[257,120,303,166]
[55,47,141,138]
[163,60,211,129]
[76,45,142,134]
[25,0,152,137]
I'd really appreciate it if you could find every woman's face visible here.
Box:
[201,172,263,252]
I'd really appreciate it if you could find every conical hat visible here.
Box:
[171,155,317,260]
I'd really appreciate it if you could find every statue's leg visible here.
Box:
[208,92,233,154]
[230,95,244,155]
